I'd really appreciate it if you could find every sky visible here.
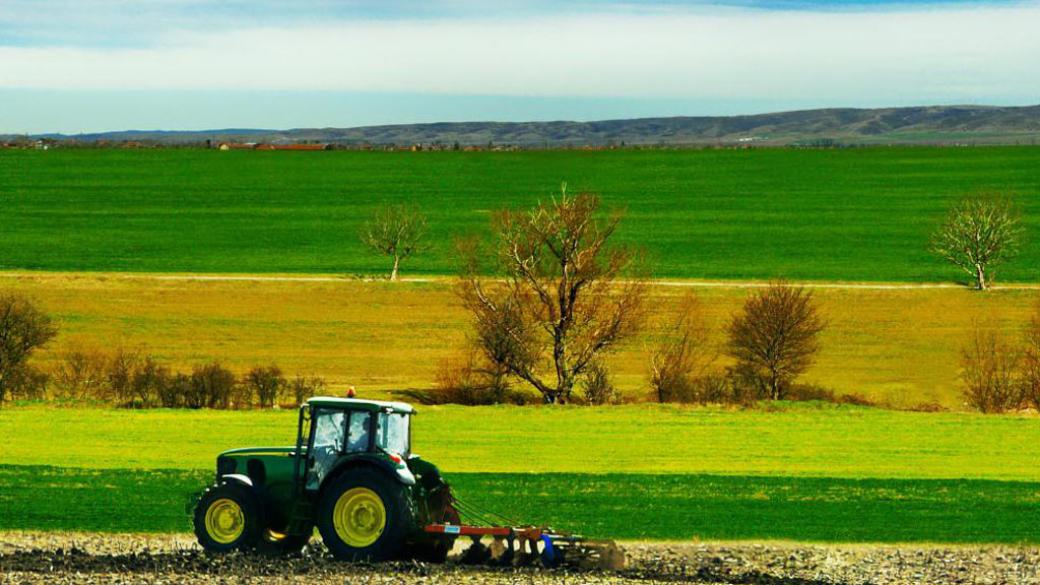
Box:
[0,0,1038,133]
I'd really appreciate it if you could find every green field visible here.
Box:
[2,404,1038,542]
[3,147,1040,281]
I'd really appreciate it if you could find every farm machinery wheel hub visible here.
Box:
[334,487,387,547]
[204,498,245,544]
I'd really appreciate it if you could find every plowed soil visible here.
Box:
[2,532,1038,585]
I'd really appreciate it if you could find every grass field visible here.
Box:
[6,272,1038,407]
[4,147,1040,544]
[3,148,1040,282]
[1,405,1038,542]
[4,404,1039,478]
[4,466,1037,542]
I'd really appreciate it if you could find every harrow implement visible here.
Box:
[424,524,624,570]
[424,495,625,570]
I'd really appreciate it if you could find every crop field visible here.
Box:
[1,404,1038,542]
[3,147,1040,282]
[5,272,1037,407]
[3,146,1040,551]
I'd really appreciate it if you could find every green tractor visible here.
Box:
[193,397,459,562]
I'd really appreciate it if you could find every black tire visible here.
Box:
[193,483,262,553]
[258,526,312,556]
[317,468,413,562]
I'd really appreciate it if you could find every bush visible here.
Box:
[244,365,285,408]
[649,293,716,403]
[6,364,49,401]
[128,357,169,408]
[785,383,878,407]
[427,350,524,406]
[961,327,1023,414]
[159,373,192,408]
[582,362,620,405]
[53,349,108,401]
[107,348,141,405]
[693,371,734,404]
[186,362,238,409]
[1022,310,1040,411]
[288,375,327,407]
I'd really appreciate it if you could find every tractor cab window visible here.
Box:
[307,410,344,489]
[346,411,371,453]
[375,412,410,456]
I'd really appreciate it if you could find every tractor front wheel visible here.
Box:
[193,484,262,553]
[317,469,413,562]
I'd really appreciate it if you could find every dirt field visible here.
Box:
[1,532,1037,585]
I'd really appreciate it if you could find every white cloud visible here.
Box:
[1,5,1038,104]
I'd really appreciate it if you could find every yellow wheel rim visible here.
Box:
[332,487,386,548]
[204,498,245,544]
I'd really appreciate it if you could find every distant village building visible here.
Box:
[255,143,330,151]
[218,142,329,151]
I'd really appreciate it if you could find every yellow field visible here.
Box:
[3,272,1037,408]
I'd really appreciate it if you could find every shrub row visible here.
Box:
[12,348,325,409]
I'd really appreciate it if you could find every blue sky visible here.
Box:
[1,0,1037,133]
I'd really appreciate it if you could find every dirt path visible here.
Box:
[1,532,1037,585]
[2,270,1038,291]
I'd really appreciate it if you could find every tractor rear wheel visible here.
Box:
[193,484,262,552]
[317,468,413,562]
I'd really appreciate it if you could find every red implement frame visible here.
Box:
[424,523,544,539]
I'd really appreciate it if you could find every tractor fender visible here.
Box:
[321,456,416,494]
[219,473,254,488]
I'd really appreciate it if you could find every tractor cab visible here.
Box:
[301,397,415,491]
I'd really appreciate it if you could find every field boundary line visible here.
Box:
[1,271,1040,291]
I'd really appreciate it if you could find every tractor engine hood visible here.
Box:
[218,446,300,458]
[215,446,301,482]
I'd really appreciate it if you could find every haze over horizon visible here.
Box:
[2,0,1038,134]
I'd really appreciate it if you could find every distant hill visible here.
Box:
[12,105,1040,147]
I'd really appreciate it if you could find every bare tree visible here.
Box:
[288,375,326,407]
[726,282,824,401]
[648,292,716,403]
[53,348,108,400]
[930,194,1022,290]
[1020,309,1040,411]
[107,348,141,405]
[130,357,170,408]
[961,325,1023,413]
[245,364,285,408]
[459,186,648,404]
[0,294,57,406]
[361,203,427,280]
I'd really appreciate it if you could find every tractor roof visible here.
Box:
[305,396,416,414]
